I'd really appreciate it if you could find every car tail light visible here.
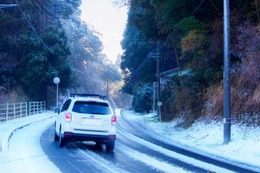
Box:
[111,115,116,125]
[65,113,72,122]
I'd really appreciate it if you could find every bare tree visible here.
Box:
[112,0,130,8]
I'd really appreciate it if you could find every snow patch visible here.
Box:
[123,110,260,168]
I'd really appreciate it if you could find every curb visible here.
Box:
[1,115,54,153]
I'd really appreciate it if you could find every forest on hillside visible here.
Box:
[0,0,128,107]
[1,0,259,125]
[116,0,260,126]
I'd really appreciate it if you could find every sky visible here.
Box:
[79,0,128,62]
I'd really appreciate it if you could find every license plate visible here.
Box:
[82,118,102,125]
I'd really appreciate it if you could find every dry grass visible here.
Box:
[205,22,260,125]
[206,56,260,125]
[251,85,260,104]
[205,84,224,116]
[0,88,28,103]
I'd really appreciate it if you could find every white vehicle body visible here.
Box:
[54,94,116,151]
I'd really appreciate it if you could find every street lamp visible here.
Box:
[53,77,60,108]
[0,4,18,8]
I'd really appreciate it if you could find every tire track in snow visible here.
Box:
[116,117,234,173]
[76,149,129,173]
[116,141,190,173]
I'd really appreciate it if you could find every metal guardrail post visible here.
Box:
[20,103,21,117]
[6,103,9,121]
[25,102,27,116]
[29,102,32,116]
[13,103,15,118]
[44,101,46,112]
[36,102,38,114]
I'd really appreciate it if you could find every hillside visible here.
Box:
[0,0,122,106]
[118,0,260,126]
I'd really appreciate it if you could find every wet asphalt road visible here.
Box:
[40,114,210,173]
[40,111,259,173]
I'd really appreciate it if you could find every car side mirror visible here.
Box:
[55,107,60,114]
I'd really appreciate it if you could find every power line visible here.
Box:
[30,0,46,13]
[131,49,157,75]
[30,0,50,15]
[30,0,57,24]
[15,0,53,54]
[31,0,53,14]
[131,55,150,73]
[31,0,65,20]
[191,0,206,15]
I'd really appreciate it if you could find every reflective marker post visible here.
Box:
[157,101,162,122]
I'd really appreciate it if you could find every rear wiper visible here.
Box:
[90,112,106,115]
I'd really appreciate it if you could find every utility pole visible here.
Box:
[152,82,156,115]
[156,41,161,120]
[223,0,231,144]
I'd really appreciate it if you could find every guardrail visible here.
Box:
[0,101,46,122]
[29,101,46,115]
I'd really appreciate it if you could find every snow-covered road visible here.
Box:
[0,110,259,173]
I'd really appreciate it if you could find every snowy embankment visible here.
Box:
[123,110,260,168]
[0,117,60,173]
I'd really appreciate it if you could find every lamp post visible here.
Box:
[53,77,60,108]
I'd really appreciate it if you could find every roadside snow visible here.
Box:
[122,110,260,168]
[120,144,190,173]
[1,110,259,173]
[118,123,234,173]
[0,117,61,173]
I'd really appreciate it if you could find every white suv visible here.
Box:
[54,94,116,151]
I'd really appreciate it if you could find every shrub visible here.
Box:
[132,83,153,113]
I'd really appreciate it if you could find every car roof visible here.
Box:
[70,96,108,103]
[67,94,109,104]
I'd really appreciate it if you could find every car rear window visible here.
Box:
[72,101,112,115]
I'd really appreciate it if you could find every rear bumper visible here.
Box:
[63,132,116,142]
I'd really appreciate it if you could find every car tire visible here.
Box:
[59,128,66,147]
[95,142,103,150]
[106,139,115,151]
[54,132,59,141]
[54,124,59,141]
